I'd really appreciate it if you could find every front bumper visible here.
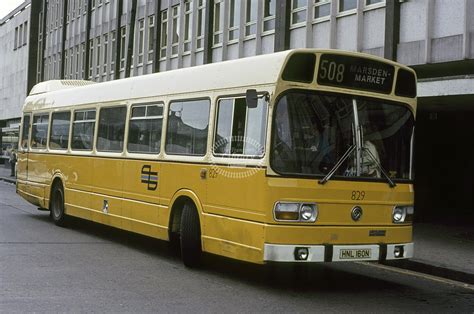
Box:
[264,242,414,262]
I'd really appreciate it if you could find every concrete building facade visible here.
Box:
[0,0,473,221]
[0,1,31,137]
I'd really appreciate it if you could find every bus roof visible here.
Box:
[23,49,415,112]
[24,50,292,112]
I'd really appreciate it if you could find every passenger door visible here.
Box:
[207,96,269,220]
[17,113,30,181]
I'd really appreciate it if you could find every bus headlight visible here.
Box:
[300,204,317,222]
[274,202,318,222]
[392,205,414,223]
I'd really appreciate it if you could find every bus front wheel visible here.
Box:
[50,183,68,227]
[180,202,202,267]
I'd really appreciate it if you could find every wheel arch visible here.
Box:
[168,189,204,239]
[47,172,65,210]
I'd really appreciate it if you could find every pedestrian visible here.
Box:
[9,149,17,177]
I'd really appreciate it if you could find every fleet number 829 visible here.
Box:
[319,60,345,83]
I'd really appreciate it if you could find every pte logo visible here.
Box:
[141,165,158,191]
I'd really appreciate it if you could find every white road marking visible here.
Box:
[357,261,474,292]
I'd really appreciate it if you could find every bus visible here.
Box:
[17,49,416,267]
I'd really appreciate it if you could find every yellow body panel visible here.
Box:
[17,153,413,264]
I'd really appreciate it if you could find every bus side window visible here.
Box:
[128,103,163,154]
[31,114,50,149]
[165,99,210,156]
[20,114,31,150]
[97,106,127,152]
[71,110,96,151]
[49,111,71,150]
[214,96,268,157]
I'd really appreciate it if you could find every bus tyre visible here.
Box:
[180,203,202,268]
[50,183,67,227]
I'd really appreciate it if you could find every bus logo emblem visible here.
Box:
[351,206,363,221]
[141,165,158,191]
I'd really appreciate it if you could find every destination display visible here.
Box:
[317,54,395,94]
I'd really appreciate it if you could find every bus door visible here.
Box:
[205,95,269,247]
[17,113,31,181]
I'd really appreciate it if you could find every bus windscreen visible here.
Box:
[317,54,395,94]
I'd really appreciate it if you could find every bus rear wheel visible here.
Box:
[50,183,67,227]
[180,202,202,267]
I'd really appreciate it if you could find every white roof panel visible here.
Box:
[24,50,293,111]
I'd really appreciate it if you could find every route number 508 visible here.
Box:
[319,60,345,83]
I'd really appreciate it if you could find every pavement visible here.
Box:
[1,165,473,284]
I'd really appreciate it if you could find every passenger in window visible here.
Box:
[361,140,381,178]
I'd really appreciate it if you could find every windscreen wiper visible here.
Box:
[318,145,356,185]
[362,147,396,188]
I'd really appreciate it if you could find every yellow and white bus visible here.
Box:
[17,49,416,267]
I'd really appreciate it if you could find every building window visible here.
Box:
[183,0,192,53]
[314,0,331,19]
[366,0,383,5]
[339,0,357,12]
[103,34,108,74]
[111,31,116,74]
[75,46,80,78]
[137,19,145,65]
[245,0,257,37]
[89,39,94,79]
[46,56,50,80]
[23,22,28,46]
[171,6,180,56]
[196,0,205,50]
[147,16,155,63]
[291,0,307,26]
[38,12,43,41]
[36,45,43,82]
[213,0,223,45]
[81,43,86,79]
[65,50,69,77]
[56,0,60,27]
[228,0,241,42]
[14,27,18,50]
[96,37,101,78]
[19,24,23,47]
[52,54,57,79]
[71,0,76,19]
[69,48,74,79]
[120,27,126,70]
[160,10,168,59]
[263,0,276,32]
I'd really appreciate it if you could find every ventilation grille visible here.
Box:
[29,80,96,95]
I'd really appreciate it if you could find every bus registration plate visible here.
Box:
[339,248,371,260]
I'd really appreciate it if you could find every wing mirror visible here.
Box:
[246,89,258,109]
